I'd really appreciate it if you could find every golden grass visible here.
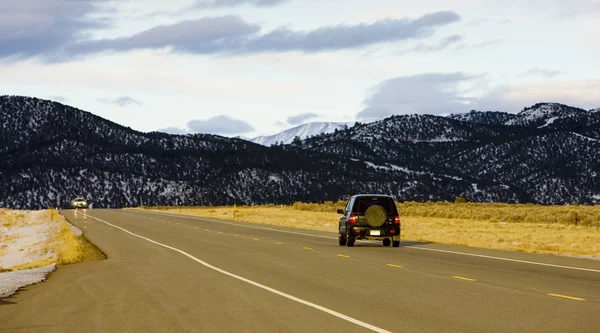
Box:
[151,206,338,231]
[0,210,105,271]
[402,217,600,257]
[1,213,25,228]
[55,221,105,265]
[397,202,600,226]
[144,202,600,257]
[290,201,600,226]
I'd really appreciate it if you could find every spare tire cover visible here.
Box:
[365,205,386,227]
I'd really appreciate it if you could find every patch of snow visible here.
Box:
[67,221,83,237]
[0,264,56,298]
[570,132,599,142]
[389,165,409,172]
[364,162,432,176]
[0,210,66,299]
[505,103,560,126]
[0,211,59,269]
[537,117,558,128]
[413,135,461,143]
[592,194,600,200]
[472,183,480,193]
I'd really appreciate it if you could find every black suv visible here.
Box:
[337,194,401,247]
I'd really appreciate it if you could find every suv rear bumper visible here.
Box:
[351,226,400,238]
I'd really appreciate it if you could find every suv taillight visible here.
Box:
[394,216,401,225]
[349,215,357,223]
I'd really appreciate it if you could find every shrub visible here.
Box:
[454,196,467,204]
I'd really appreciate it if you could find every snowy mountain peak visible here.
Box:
[250,122,352,146]
[505,103,588,127]
[518,102,567,116]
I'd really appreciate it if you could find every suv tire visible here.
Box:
[338,230,347,246]
[392,240,400,247]
[383,238,391,246]
[346,232,355,247]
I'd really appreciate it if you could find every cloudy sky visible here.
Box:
[1,0,599,137]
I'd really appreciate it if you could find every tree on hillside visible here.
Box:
[454,196,467,204]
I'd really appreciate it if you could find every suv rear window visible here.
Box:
[352,197,397,215]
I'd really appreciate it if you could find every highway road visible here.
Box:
[1,209,599,332]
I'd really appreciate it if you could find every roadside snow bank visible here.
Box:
[0,264,56,298]
[1,209,105,299]
[0,210,61,299]
[0,210,59,269]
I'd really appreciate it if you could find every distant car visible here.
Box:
[337,194,401,247]
[71,198,88,209]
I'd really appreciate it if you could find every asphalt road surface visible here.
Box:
[1,209,599,332]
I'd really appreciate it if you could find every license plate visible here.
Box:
[370,230,381,236]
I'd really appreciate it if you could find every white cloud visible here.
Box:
[287,112,319,125]
[157,127,188,135]
[194,0,289,8]
[0,1,109,61]
[99,96,142,107]
[479,80,600,112]
[3,9,461,60]
[357,73,478,120]
[521,68,564,78]
[48,95,68,103]
[187,115,255,134]
[359,73,600,119]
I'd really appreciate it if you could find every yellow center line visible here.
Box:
[547,293,585,301]
[218,232,224,234]
[303,247,313,250]
[205,229,210,231]
[276,242,284,245]
[337,254,350,258]
[234,234,240,237]
[452,276,476,282]
[386,264,403,268]
[252,238,259,241]
[195,227,198,229]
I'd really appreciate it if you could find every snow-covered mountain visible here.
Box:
[1,96,600,208]
[450,103,596,128]
[250,122,352,146]
[505,103,589,127]
[294,103,600,204]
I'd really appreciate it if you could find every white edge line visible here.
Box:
[408,247,600,273]
[82,212,391,333]
[130,210,600,274]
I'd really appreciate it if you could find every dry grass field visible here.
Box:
[0,209,104,272]
[145,201,600,258]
